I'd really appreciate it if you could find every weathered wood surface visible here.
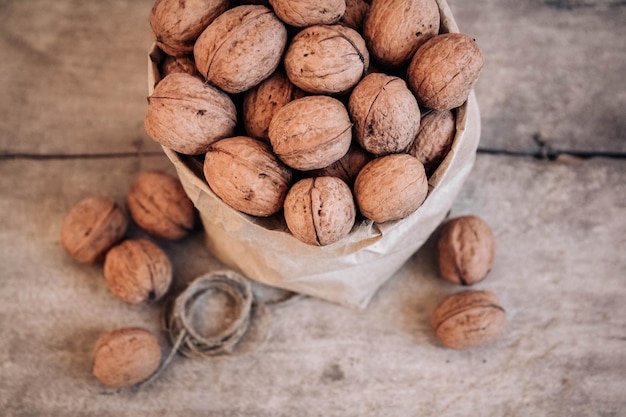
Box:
[0,155,624,416]
[0,0,625,416]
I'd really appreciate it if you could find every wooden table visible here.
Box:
[1,1,624,415]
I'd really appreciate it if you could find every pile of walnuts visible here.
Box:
[145,0,484,246]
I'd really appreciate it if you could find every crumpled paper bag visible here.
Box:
[147,0,481,309]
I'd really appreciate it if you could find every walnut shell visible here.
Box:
[307,143,372,185]
[204,136,293,217]
[92,327,162,388]
[363,0,439,68]
[354,154,428,223]
[406,110,456,176]
[437,215,496,286]
[431,290,506,350]
[60,197,127,264]
[339,0,370,31]
[269,0,345,27]
[160,54,201,79]
[268,95,352,171]
[126,170,195,240]
[194,5,287,94]
[349,73,421,156]
[284,25,369,94]
[407,33,484,111]
[243,71,306,142]
[150,0,229,56]
[145,73,237,155]
[103,239,173,304]
[284,177,356,246]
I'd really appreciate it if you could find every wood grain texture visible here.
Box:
[0,0,625,415]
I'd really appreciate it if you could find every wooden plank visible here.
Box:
[0,153,623,415]
[0,0,159,156]
[448,0,626,154]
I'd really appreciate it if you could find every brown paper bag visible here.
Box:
[147,0,481,309]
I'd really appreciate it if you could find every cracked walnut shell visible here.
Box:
[432,290,506,350]
[103,239,173,304]
[60,197,128,264]
[349,72,421,156]
[354,154,428,223]
[437,215,496,286]
[126,170,195,240]
[194,5,287,94]
[145,73,237,155]
[204,136,293,217]
[92,327,162,388]
[284,24,369,94]
[269,95,352,171]
[407,33,484,111]
[284,177,356,246]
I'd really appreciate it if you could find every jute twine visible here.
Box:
[139,270,281,388]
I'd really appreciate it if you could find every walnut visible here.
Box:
[406,110,456,176]
[283,177,356,246]
[307,143,372,185]
[203,136,293,217]
[339,0,370,31]
[103,239,173,304]
[348,72,421,155]
[144,73,237,155]
[431,290,506,350]
[92,327,162,388]
[150,0,229,57]
[126,170,195,240]
[268,95,352,171]
[363,0,439,68]
[284,25,369,94]
[243,71,306,142]
[269,0,345,27]
[354,154,428,223]
[407,33,484,111]
[194,5,287,94]
[160,54,201,79]
[437,215,496,286]
[60,197,127,264]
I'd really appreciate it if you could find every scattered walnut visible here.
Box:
[150,0,229,56]
[268,95,353,171]
[103,239,173,304]
[204,136,293,217]
[92,327,162,388]
[407,33,484,111]
[284,177,356,246]
[194,5,287,94]
[284,25,369,94]
[126,170,195,240]
[144,73,237,155]
[354,154,428,223]
[431,290,506,350]
[437,215,496,286]
[349,73,421,155]
[363,0,439,68]
[60,197,127,264]
[269,0,345,27]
